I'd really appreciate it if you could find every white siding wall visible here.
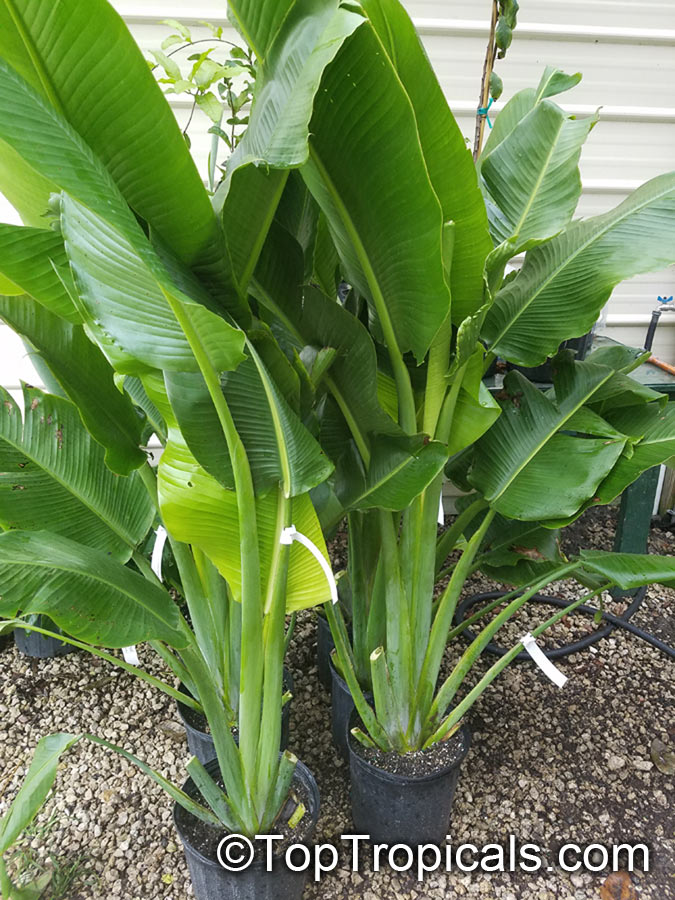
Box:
[2,0,674,393]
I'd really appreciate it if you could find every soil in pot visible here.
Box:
[14,618,74,659]
[174,756,320,900]
[348,711,471,846]
[176,669,294,764]
[330,658,372,761]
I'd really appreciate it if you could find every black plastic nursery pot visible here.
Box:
[316,612,334,689]
[14,618,73,659]
[0,630,12,653]
[174,757,320,900]
[330,658,373,761]
[176,669,294,764]
[348,711,472,846]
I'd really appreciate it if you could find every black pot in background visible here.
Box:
[316,614,334,689]
[348,712,471,845]
[176,669,294,764]
[14,618,73,659]
[330,659,373,762]
[0,631,13,653]
[174,756,320,900]
[508,332,594,384]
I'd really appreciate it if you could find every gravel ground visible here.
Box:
[0,506,673,899]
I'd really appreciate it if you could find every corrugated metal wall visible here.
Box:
[1,0,674,396]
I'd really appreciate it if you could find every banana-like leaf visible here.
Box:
[216,164,288,301]
[0,0,227,290]
[158,433,332,611]
[0,386,152,557]
[165,348,331,497]
[580,550,675,589]
[0,296,146,474]
[447,350,501,456]
[456,493,563,572]
[361,0,492,322]
[229,2,362,172]
[254,232,399,448]
[0,531,185,646]
[470,357,628,519]
[550,403,675,527]
[481,100,596,249]
[483,173,675,365]
[226,0,295,61]
[299,23,451,361]
[0,733,80,855]
[338,434,449,512]
[164,370,234,488]
[60,195,246,376]
[223,353,333,497]
[0,225,78,322]
[480,66,583,165]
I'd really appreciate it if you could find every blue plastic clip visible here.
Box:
[657,296,673,304]
[478,97,494,129]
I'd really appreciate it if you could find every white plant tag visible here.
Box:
[280,525,339,604]
[122,527,168,667]
[151,525,168,581]
[438,493,445,526]
[521,633,568,688]
[122,645,140,666]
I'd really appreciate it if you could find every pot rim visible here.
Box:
[348,713,472,786]
[176,668,295,729]
[173,756,320,871]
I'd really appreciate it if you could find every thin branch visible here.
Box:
[474,1,499,160]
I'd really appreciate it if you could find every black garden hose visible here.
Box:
[454,587,675,661]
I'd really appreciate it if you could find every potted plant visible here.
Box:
[0,1,340,896]
[205,0,675,844]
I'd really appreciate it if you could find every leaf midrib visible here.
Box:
[0,398,136,550]
[491,371,616,502]
[490,177,675,348]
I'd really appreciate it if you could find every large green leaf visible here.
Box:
[222,352,333,497]
[227,0,295,61]
[0,295,146,474]
[580,550,675,589]
[229,1,362,171]
[60,195,246,376]
[585,403,675,508]
[480,66,583,166]
[360,0,492,322]
[0,531,185,646]
[483,173,675,365]
[299,23,451,361]
[0,225,78,322]
[158,433,332,611]
[0,733,80,855]
[481,100,596,249]
[469,357,628,519]
[339,434,448,512]
[0,0,227,289]
[0,386,152,557]
[216,164,288,303]
[255,230,398,442]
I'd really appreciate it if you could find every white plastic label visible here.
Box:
[438,493,445,526]
[280,525,338,604]
[521,633,568,688]
[121,645,140,666]
[151,525,168,581]
[122,527,168,667]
